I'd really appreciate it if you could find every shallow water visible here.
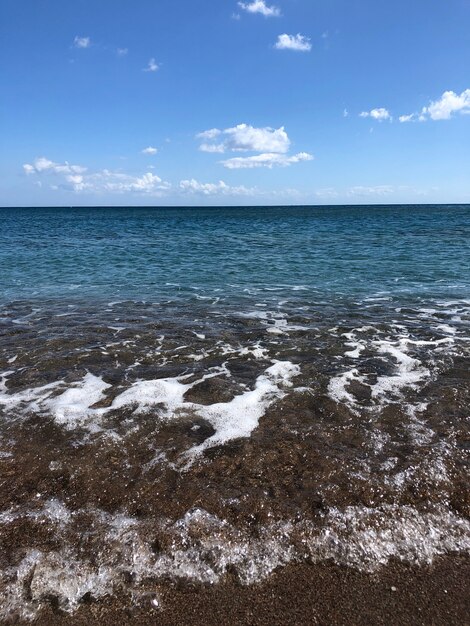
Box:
[0,205,469,619]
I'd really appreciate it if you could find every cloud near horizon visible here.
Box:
[24,158,170,195]
[22,157,270,198]
[315,185,394,199]
[179,179,255,195]
[221,152,313,169]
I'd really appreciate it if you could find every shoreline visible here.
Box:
[1,206,469,621]
[29,556,470,625]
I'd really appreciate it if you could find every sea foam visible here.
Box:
[0,501,469,621]
[0,361,300,458]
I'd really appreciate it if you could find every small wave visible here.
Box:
[0,501,468,620]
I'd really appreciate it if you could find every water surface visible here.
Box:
[0,205,469,619]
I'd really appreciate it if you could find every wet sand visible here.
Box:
[31,557,470,626]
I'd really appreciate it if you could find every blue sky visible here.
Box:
[1,0,469,206]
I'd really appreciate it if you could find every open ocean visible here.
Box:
[0,204,469,620]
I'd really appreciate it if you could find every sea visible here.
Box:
[0,204,469,619]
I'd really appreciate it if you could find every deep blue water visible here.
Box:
[1,204,469,304]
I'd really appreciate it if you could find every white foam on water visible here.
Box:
[0,371,15,393]
[216,342,268,360]
[402,337,454,347]
[186,353,205,361]
[109,361,299,459]
[0,375,62,414]
[187,361,300,459]
[44,374,111,430]
[308,505,470,570]
[344,342,364,358]
[434,323,457,335]
[327,323,463,413]
[327,368,362,414]
[0,499,72,526]
[1,550,115,620]
[110,375,193,416]
[266,317,289,335]
[371,341,429,401]
[266,318,308,335]
[0,502,468,621]
[238,344,269,359]
[0,359,300,455]
[0,372,110,431]
[238,311,307,335]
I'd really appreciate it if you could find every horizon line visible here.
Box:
[1,202,468,210]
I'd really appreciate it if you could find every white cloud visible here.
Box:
[316,185,436,200]
[100,170,171,194]
[421,89,470,121]
[199,143,226,153]
[179,179,254,196]
[398,88,470,123]
[399,114,415,123]
[143,58,159,72]
[80,170,171,195]
[348,185,394,197]
[117,48,128,57]
[238,1,281,17]
[197,123,312,170]
[359,108,391,121]
[221,151,313,169]
[274,34,312,52]
[23,156,310,201]
[66,174,84,185]
[23,157,170,195]
[197,123,290,154]
[142,146,158,155]
[197,128,222,140]
[73,36,91,49]
[315,188,340,199]
[343,108,349,118]
[23,157,87,175]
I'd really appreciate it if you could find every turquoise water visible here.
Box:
[1,204,469,303]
